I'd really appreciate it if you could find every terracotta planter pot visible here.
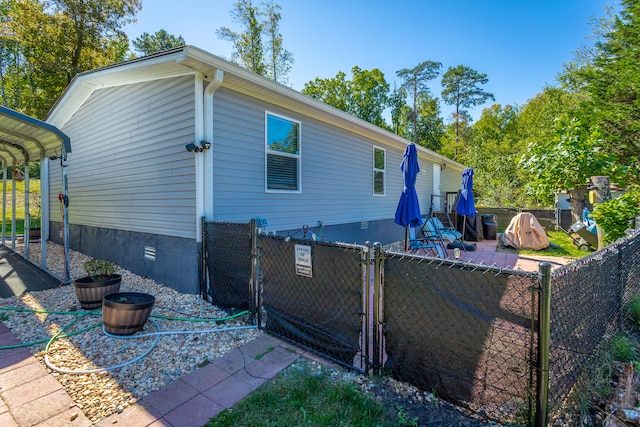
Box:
[73,274,122,309]
[102,292,155,336]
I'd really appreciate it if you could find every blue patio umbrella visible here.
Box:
[455,167,476,241]
[394,143,421,251]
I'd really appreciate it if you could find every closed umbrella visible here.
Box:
[455,167,476,242]
[394,143,422,251]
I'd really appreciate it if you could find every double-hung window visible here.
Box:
[373,146,385,195]
[265,112,301,192]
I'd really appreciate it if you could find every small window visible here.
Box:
[266,112,301,192]
[373,146,385,195]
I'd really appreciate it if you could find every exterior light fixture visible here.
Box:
[185,141,211,152]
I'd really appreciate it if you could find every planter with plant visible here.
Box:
[102,292,155,335]
[73,259,122,309]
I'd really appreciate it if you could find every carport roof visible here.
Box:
[0,105,71,168]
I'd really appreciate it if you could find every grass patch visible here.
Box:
[204,360,388,427]
[497,230,590,259]
[2,179,41,235]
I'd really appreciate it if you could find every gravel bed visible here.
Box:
[1,241,261,423]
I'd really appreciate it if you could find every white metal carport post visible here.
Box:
[61,154,70,283]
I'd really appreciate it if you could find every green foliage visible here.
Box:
[132,29,185,57]
[396,60,442,143]
[83,259,117,281]
[612,333,636,362]
[216,0,293,84]
[3,0,140,118]
[396,406,419,426]
[519,115,613,202]
[625,294,640,328]
[468,104,526,207]
[590,188,640,244]
[303,66,390,128]
[205,360,387,426]
[581,0,640,187]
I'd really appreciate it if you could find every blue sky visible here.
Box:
[123,0,613,122]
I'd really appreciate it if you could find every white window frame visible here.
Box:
[265,111,302,193]
[373,146,386,196]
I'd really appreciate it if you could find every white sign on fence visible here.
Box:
[295,244,312,277]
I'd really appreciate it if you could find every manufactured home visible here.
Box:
[45,46,464,293]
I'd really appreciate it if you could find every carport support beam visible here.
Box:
[536,262,552,427]
[62,157,70,283]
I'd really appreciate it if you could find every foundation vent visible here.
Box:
[144,246,156,261]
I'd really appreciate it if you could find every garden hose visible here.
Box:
[0,305,255,374]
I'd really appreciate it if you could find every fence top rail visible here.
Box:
[386,250,538,278]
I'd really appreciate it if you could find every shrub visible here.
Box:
[83,259,117,281]
[590,187,640,244]
[611,334,636,362]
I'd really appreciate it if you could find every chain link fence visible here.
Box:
[548,229,640,416]
[259,235,369,371]
[382,253,538,423]
[202,219,640,425]
[203,221,254,311]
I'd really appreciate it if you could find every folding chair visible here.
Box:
[408,222,445,258]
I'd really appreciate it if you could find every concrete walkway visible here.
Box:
[1,327,303,427]
[0,245,61,299]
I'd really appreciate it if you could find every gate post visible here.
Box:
[250,219,259,324]
[536,262,552,427]
[372,242,384,375]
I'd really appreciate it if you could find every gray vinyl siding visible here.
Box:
[49,75,197,239]
[210,88,437,231]
[441,166,463,195]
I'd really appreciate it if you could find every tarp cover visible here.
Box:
[501,212,549,250]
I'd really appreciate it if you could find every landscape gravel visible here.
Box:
[1,241,261,423]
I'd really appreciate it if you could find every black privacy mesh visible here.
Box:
[204,221,252,310]
[260,236,365,369]
[548,229,640,414]
[383,255,537,423]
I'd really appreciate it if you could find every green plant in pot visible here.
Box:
[73,259,122,309]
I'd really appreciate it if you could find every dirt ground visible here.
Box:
[357,375,503,426]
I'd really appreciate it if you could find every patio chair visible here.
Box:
[408,222,446,258]
[427,217,462,243]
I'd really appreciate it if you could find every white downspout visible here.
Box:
[203,70,224,220]
[194,73,205,243]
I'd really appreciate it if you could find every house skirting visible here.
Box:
[49,222,199,294]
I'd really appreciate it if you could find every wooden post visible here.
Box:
[590,176,611,249]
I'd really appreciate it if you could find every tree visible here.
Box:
[413,93,444,152]
[519,114,614,219]
[302,66,390,128]
[132,29,185,57]
[441,65,495,144]
[262,0,293,84]
[580,0,640,187]
[302,71,350,112]
[217,0,294,83]
[396,61,442,144]
[388,84,410,137]
[4,0,138,118]
[468,104,524,207]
